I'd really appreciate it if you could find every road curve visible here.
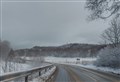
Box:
[53,64,120,82]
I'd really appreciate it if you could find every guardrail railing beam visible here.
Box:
[0,65,53,82]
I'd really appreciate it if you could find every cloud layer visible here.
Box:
[1,1,109,49]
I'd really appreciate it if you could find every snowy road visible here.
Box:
[53,64,120,82]
[55,65,71,82]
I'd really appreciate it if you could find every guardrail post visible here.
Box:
[49,66,52,70]
[45,68,47,72]
[25,76,28,82]
[39,71,41,76]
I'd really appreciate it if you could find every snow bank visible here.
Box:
[30,66,56,82]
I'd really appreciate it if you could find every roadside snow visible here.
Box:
[80,64,120,75]
[0,60,50,75]
[0,61,31,75]
[30,66,56,82]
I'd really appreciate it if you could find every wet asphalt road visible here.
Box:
[54,64,120,82]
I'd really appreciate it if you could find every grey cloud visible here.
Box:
[1,1,109,49]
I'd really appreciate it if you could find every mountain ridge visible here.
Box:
[15,43,107,57]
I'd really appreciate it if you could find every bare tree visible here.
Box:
[86,0,120,20]
[0,40,15,72]
[0,40,11,61]
[101,17,120,47]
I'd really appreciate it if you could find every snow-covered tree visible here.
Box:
[0,40,11,61]
[86,0,120,20]
[0,40,21,72]
[95,46,120,68]
[101,17,120,47]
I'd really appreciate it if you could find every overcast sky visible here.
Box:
[1,0,110,49]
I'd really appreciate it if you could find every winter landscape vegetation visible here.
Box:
[0,0,120,82]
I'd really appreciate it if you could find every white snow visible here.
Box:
[30,66,56,82]
[1,64,52,76]
[0,60,51,75]
[45,56,96,64]
[0,60,55,82]
[0,61,31,75]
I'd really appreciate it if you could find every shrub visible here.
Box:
[95,46,120,68]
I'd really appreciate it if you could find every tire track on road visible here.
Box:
[64,66,83,82]
[69,65,120,82]
[66,65,99,82]
[52,64,120,82]
[53,65,71,82]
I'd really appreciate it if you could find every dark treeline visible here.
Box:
[15,43,106,58]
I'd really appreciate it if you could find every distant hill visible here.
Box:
[15,43,106,57]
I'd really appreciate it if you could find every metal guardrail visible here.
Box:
[0,65,53,82]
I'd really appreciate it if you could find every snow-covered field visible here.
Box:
[45,56,96,65]
[45,56,120,75]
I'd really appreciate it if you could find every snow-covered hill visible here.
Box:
[15,43,106,57]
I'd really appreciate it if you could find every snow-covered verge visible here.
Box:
[0,61,31,75]
[0,60,51,75]
[30,66,56,82]
[0,60,54,82]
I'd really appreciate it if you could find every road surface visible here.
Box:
[52,64,120,82]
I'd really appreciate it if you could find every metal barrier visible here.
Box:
[0,65,53,82]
